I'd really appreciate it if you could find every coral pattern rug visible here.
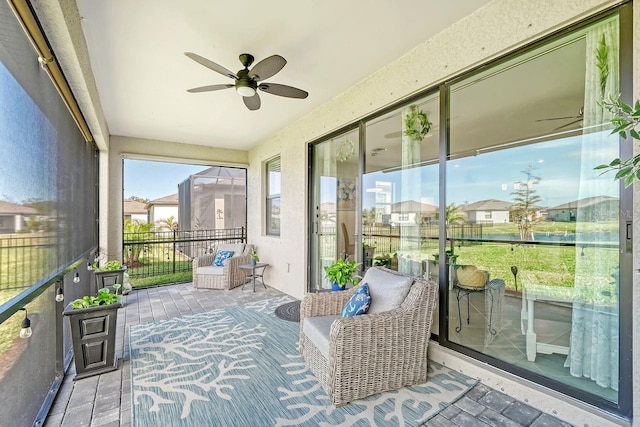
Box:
[130,297,476,426]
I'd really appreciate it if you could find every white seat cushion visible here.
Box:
[302,315,341,359]
[360,268,413,314]
[217,243,245,257]
[196,266,225,276]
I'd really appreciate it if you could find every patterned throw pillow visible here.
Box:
[212,250,234,266]
[342,283,371,317]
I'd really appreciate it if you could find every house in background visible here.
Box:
[462,199,513,224]
[0,200,39,233]
[146,193,179,227]
[123,198,148,223]
[390,200,437,225]
[547,195,619,222]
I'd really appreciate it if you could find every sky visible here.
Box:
[355,132,620,210]
[123,160,209,201]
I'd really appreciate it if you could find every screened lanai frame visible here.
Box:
[306,2,633,420]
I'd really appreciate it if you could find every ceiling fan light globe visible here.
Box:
[236,86,256,97]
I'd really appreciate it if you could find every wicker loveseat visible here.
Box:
[299,267,438,407]
[192,243,254,290]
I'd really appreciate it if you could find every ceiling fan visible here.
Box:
[535,106,584,131]
[185,52,309,111]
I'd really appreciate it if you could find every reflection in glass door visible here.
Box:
[362,94,440,331]
[446,15,621,403]
[310,130,359,291]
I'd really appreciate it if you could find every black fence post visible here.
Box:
[172,230,176,274]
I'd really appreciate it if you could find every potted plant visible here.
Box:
[92,260,126,295]
[250,249,260,266]
[363,243,376,268]
[324,258,361,291]
[63,288,122,380]
[374,253,398,270]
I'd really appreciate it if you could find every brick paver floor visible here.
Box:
[43,282,575,427]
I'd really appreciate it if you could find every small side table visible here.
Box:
[239,263,269,292]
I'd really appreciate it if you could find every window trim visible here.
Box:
[265,156,281,236]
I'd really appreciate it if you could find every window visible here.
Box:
[266,157,281,236]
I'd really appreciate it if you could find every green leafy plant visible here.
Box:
[403,105,431,141]
[373,253,398,270]
[251,249,260,262]
[596,94,640,187]
[71,288,121,309]
[323,258,361,288]
[92,260,123,271]
[432,249,459,266]
[595,34,609,98]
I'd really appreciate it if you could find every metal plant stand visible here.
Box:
[453,278,505,336]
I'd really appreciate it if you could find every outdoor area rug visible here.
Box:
[274,300,301,322]
[129,297,477,426]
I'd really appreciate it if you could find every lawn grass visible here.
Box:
[127,256,193,288]
[451,242,618,289]
[130,271,192,288]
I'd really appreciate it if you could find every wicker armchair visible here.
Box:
[192,243,254,290]
[299,267,438,407]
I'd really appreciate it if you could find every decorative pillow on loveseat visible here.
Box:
[212,250,234,266]
[342,283,371,317]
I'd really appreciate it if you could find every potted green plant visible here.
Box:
[92,260,126,294]
[374,253,398,270]
[63,288,122,380]
[250,248,260,266]
[324,258,361,291]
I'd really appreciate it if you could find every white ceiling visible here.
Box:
[75,0,492,151]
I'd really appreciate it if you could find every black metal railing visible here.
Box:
[122,227,246,278]
[0,233,57,294]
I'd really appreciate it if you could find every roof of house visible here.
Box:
[146,193,179,206]
[462,199,513,212]
[548,195,619,210]
[124,199,148,214]
[391,200,437,214]
[0,200,39,215]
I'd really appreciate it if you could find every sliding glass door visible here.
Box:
[446,15,623,404]
[309,129,360,291]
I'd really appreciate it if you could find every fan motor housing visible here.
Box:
[236,69,257,93]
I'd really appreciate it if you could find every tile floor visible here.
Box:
[43,282,578,427]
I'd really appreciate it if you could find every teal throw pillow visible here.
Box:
[342,283,371,317]
[213,250,234,266]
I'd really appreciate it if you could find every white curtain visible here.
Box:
[399,105,422,275]
[564,18,619,391]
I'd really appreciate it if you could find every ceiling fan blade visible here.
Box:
[243,93,261,111]
[259,83,308,99]
[536,115,582,122]
[187,84,234,93]
[249,55,286,81]
[553,118,583,131]
[185,52,238,79]
[385,131,403,139]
